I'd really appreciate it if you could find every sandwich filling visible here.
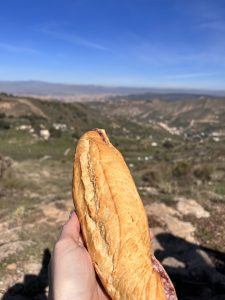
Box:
[152,256,177,300]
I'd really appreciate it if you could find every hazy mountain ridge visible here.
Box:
[0,80,225,98]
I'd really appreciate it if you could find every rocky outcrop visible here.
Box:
[175,197,210,218]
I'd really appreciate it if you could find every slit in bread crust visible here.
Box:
[79,138,116,294]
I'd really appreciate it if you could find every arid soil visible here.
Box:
[0,156,225,300]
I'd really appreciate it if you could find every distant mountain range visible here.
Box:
[0,80,225,97]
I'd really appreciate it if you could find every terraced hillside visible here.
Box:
[91,96,225,132]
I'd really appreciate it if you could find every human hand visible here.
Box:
[48,212,109,300]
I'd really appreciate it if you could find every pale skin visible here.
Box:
[48,212,109,300]
[49,212,154,300]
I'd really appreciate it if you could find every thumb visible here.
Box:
[59,211,81,243]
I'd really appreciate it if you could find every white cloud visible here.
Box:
[0,42,39,54]
[42,29,109,51]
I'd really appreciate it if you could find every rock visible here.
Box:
[162,214,195,242]
[39,155,51,162]
[6,263,17,270]
[39,129,50,140]
[41,200,72,224]
[177,198,210,218]
[145,202,181,218]
[145,203,196,242]
[52,123,67,131]
[16,125,32,131]
[162,257,185,268]
[213,137,220,142]
[138,186,159,196]
[64,148,71,156]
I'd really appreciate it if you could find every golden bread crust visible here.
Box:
[73,129,175,300]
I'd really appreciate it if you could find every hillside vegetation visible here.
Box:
[0,93,225,299]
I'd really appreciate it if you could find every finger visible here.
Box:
[59,211,81,243]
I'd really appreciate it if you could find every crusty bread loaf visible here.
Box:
[72,129,177,300]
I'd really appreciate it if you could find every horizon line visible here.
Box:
[0,79,225,93]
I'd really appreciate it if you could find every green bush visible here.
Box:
[71,131,80,139]
[160,193,173,203]
[163,139,174,149]
[142,170,159,186]
[0,119,10,129]
[194,165,213,182]
[49,126,62,138]
[172,161,191,177]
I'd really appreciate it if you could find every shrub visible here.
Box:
[0,92,10,97]
[71,131,80,139]
[163,139,174,149]
[160,193,173,203]
[172,161,191,177]
[0,119,10,129]
[142,170,159,186]
[49,126,62,138]
[194,165,213,182]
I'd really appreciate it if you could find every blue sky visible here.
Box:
[0,0,225,90]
